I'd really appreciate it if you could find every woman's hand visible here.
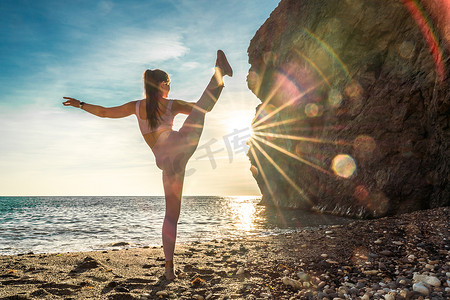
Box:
[62,97,82,108]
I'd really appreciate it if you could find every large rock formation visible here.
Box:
[247,0,449,218]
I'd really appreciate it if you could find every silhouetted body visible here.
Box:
[63,50,233,280]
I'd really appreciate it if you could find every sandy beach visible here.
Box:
[0,207,448,300]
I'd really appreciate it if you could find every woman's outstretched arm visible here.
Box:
[62,97,136,118]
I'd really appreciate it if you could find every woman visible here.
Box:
[63,50,232,280]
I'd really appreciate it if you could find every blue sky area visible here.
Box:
[0,0,280,196]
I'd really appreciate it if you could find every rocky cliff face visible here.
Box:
[247,0,449,218]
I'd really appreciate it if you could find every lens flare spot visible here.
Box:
[353,185,369,202]
[250,165,259,178]
[253,104,277,124]
[305,103,320,117]
[328,88,343,107]
[314,49,333,70]
[353,135,376,158]
[344,82,363,100]
[247,71,260,91]
[398,41,416,59]
[295,141,315,156]
[332,154,356,178]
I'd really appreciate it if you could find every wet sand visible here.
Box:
[0,207,448,299]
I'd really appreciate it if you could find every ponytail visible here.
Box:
[144,69,170,130]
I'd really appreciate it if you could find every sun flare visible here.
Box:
[225,110,254,134]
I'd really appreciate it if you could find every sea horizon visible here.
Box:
[0,196,351,256]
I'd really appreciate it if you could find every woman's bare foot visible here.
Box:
[215,50,233,77]
[164,268,176,280]
[164,261,176,280]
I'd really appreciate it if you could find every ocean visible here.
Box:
[0,196,351,255]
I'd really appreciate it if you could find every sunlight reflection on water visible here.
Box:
[0,196,351,255]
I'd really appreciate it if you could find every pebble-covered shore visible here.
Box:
[0,207,448,299]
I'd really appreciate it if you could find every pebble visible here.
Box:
[297,272,311,282]
[193,295,204,300]
[326,259,338,264]
[156,291,169,297]
[380,250,393,256]
[282,277,302,290]
[413,273,441,286]
[412,282,430,296]
[374,239,382,244]
[356,282,365,289]
[361,294,370,300]
[260,292,272,298]
[236,266,245,275]
[321,254,328,258]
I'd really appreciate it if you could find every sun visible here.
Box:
[225,110,254,135]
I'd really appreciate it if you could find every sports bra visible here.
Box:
[136,99,174,135]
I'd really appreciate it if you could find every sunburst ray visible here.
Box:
[252,117,303,131]
[252,119,344,132]
[249,145,287,226]
[252,81,322,128]
[249,139,312,205]
[252,74,285,125]
[251,135,333,176]
[252,131,350,147]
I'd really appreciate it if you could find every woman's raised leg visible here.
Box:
[161,169,185,280]
[178,50,232,157]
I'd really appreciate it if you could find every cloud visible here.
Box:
[45,29,189,103]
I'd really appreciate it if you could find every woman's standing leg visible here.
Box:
[159,51,232,280]
[161,169,185,280]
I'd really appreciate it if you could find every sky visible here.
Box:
[0,0,281,196]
